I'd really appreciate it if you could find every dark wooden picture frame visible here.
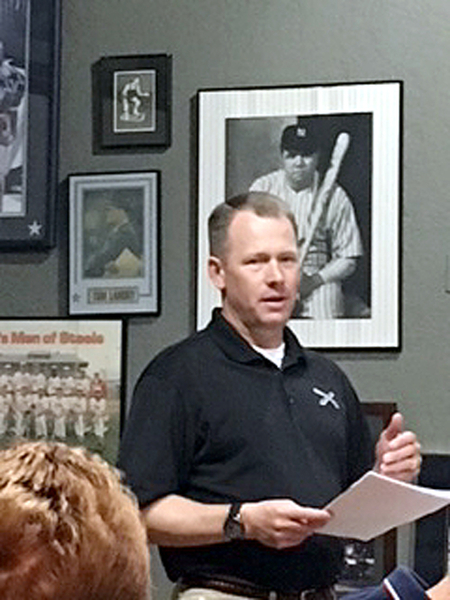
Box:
[92,54,172,153]
[0,0,60,250]
[336,402,397,595]
[0,318,124,465]
[414,454,450,587]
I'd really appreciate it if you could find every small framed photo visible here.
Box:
[0,0,60,249]
[196,81,402,349]
[69,172,160,316]
[0,318,124,465]
[336,402,397,595]
[92,54,171,152]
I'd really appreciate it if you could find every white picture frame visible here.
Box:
[69,171,160,316]
[196,81,401,349]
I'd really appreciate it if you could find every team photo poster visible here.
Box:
[0,319,123,464]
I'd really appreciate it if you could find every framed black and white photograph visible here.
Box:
[0,0,60,249]
[414,455,450,587]
[0,318,124,464]
[92,54,171,153]
[196,81,402,349]
[69,172,160,316]
[335,402,397,595]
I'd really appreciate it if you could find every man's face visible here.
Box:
[209,210,299,346]
[106,205,123,227]
[281,149,318,192]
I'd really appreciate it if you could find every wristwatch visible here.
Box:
[223,503,245,541]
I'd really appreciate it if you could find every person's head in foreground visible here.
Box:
[0,440,150,600]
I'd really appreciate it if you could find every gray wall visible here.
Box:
[1,0,450,594]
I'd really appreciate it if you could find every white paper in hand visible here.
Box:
[320,471,450,541]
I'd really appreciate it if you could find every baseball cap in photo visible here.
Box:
[280,119,322,155]
[106,191,131,212]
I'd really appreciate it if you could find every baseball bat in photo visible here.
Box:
[299,131,350,265]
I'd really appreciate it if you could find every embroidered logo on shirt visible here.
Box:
[312,387,340,409]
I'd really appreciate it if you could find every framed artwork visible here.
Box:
[69,171,160,316]
[414,455,450,587]
[92,54,172,153]
[336,402,397,596]
[0,318,124,465]
[196,81,402,349]
[0,0,60,249]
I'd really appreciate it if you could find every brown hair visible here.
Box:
[208,191,298,258]
[0,441,150,600]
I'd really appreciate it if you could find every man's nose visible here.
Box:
[266,259,283,282]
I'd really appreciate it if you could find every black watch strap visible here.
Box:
[223,502,245,541]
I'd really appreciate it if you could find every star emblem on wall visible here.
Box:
[28,220,43,237]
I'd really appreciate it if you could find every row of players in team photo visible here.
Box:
[0,363,108,441]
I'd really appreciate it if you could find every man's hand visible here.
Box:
[428,575,450,600]
[374,412,421,483]
[299,273,323,300]
[240,499,331,550]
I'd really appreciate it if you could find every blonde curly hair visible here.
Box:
[0,441,150,600]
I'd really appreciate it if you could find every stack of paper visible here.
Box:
[320,471,450,541]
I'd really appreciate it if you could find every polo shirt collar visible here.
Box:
[208,308,305,369]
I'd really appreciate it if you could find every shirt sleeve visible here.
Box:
[117,367,196,507]
[327,186,363,260]
[342,374,374,486]
[249,175,269,192]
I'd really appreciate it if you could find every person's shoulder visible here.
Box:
[139,327,212,379]
[250,169,284,191]
[301,346,351,382]
[329,183,353,205]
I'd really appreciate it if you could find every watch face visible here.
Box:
[225,518,242,540]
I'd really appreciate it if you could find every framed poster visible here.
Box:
[0,0,60,249]
[69,171,160,316]
[92,53,171,153]
[336,402,397,595]
[337,402,397,596]
[196,81,402,349]
[414,455,450,587]
[0,318,123,465]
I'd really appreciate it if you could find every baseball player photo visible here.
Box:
[226,113,372,321]
[0,0,28,216]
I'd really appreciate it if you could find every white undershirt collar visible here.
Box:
[252,342,285,369]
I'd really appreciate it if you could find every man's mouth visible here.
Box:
[263,296,287,305]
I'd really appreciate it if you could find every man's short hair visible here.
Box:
[0,441,150,600]
[208,191,298,258]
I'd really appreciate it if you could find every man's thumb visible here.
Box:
[384,412,404,441]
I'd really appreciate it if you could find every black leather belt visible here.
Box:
[178,577,336,600]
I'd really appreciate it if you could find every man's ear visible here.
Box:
[208,256,226,292]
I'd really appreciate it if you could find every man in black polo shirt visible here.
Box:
[118,192,421,600]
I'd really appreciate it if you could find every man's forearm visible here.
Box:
[318,256,357,284]
[141,494,230,546]
[141,494,331,550]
